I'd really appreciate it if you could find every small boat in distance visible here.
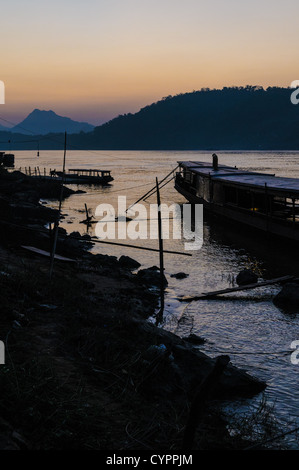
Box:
[17,166,114,185]
[175,155,299,242]
[52,168,114,185]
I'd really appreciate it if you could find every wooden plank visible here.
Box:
[179,275,294,302]
[21,246,76,262]
[88,237,193,256]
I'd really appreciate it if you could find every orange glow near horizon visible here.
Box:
[1,0,299,126]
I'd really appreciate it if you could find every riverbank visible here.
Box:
[0,168,271,450]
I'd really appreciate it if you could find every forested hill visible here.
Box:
[90,86,299,150]
[1,86,299,150]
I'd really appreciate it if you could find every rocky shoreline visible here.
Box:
[0,168,268,450]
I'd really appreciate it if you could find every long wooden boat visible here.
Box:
[53,168,113,184]
[175,155,299,242]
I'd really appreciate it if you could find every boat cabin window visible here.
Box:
[223,186,299,223]
[224,186,267,212]
[224,186,239,205]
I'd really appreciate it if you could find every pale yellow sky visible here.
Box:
[1,0,298,126]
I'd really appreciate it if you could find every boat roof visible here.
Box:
[69,168,111,173]
[178,161,299,197]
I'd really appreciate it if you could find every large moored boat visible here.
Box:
[175,155,299,242]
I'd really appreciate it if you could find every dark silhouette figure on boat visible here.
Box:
[212,153,218,171]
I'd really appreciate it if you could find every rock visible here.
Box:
[118,255,141,270]
[132,318,266,398]
[236,269,258,286]
[9,201,58,223]
[273,283,299,306]
[172,344,265,399]
[171,272,189,280]
[70,231,81,239]
[13,190,40,204]
[137,266,168,287]
[182,333,205,345]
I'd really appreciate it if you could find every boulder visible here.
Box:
[69,231,81,239]
[133,318,266,399]
[137,266,168,287]
[236,269,258,286]
[171,272,189,280]
[182,333,205,345]
[118,255,141,270]
[81,234,91,241]
[273,282,299,306]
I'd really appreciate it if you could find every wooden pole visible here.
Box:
[265,183,269,232]
[180,275,294,302]
[58,132,67,213]
[50,131,67,279]
[48,222,53,254]
[156,177,165,318]
[126,165,179,214]
[143,174,175,202]
[84,203,92,224]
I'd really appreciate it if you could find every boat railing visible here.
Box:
[225,201,299,227]
[14,167,112,179]
[10,167,58,178]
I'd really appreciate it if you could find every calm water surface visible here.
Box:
[13,150,299,447]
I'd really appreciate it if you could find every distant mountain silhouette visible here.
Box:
[1,87,299,150]
[12,109,94,135]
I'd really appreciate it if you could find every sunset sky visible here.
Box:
[1,0,298,127]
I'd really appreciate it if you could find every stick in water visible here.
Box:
[49,131,67,279]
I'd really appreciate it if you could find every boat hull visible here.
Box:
[175,180,299,243]
[51,172,114,184]
[61,175,113,184]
